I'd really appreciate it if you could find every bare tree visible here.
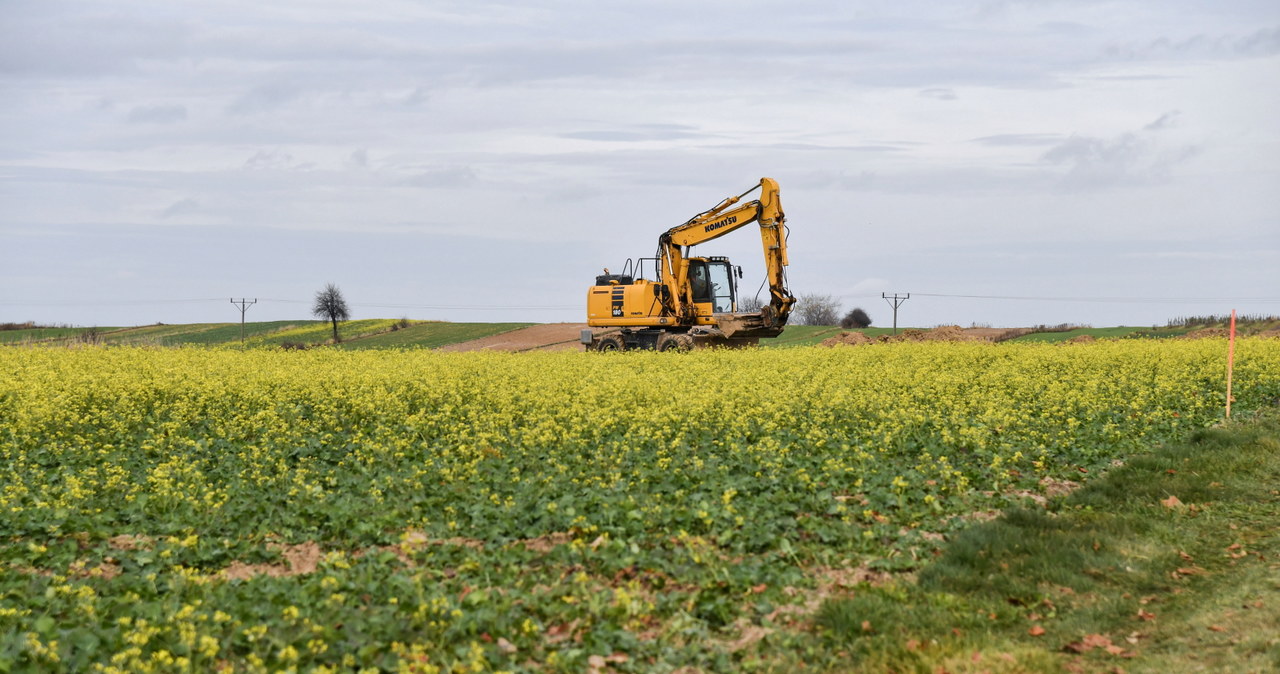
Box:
[312,283,350,343]
[795,293,841,326]
[737,293,765,313]
[840,308,872,329]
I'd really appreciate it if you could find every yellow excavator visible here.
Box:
[582,177,794,350]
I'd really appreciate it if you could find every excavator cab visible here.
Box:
[687,257,737,314]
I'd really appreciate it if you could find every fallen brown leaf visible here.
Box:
[1082,634,1112,649]
[1029,625,1046,636]
[1161,495,1182,508]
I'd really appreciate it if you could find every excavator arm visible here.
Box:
[658,178,794,328]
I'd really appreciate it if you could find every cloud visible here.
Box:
[4,1,1278,330]
[160,198,199,218]
[971,133,1063,147]
[0,5,192,77]
[227,84,302,115]
[1235,26,1280,57]
[1105,26,1280,61]
[242,149,312,171]
[1040,124,1200,189]
[559,124,706,143]
[919,87,956,100]
[127,104,187,124]
[400,165,477,188]
[1143,110,1180,131]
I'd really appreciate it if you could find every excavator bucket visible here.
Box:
[714,311,785,340]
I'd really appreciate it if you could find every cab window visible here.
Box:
[689,262,710,302]
[707,262,734,313]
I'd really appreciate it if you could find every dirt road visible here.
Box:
[438,323,590,352]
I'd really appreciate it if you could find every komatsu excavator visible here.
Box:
[582,177,794,351]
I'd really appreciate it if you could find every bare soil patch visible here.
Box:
[108,534,153,550]
[962,327,1011,340]
[438,323,589,352]
[891,325,979,342]
[221,542,323,580]
[1181,328,1230,339]
[820,331,876,347]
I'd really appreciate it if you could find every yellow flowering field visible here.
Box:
[1,340,1277,672]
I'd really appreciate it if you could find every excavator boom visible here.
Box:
[659,178,793,330]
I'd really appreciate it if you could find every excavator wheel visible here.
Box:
[594,334,626,352]
[657,332,694,352]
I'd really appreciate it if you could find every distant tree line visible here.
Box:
[791,293,872,328]
[1166,314,1279,327]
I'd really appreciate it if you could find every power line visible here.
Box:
[0,297,578,311]
[0,298,228,307]
[909,293,1280,304]
[259,299,577,310]
[358,303,578,310]
[836,293,1280,304]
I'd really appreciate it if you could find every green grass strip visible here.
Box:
[813,413,1280,673]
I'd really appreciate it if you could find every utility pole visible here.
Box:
[882,293,910,335]
[230,298,257,343]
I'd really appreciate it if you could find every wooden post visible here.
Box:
[1226,309,1236,419]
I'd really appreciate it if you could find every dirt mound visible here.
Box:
[1257,329,1280,339]
[1181,328,1230,339]
[820,331,875,347]
[925,325,972,341]
[1062,334,1096,344]
[963,327,1010,341]
[886,325,978,343]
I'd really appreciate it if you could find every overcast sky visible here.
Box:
[2,0,1278,329]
